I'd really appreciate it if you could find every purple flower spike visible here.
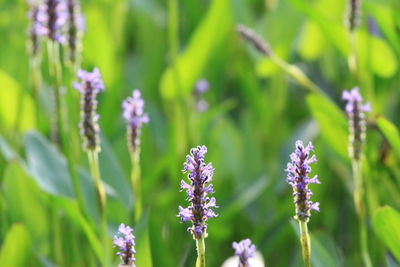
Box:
[286,140,320,222]
[342,87,370,160]
[113,223,136,267]
[178,145,218,239]
[66,0,84,64]
[38,0,69,43]
[27,0,45,57]
[73,68,104,152]
[233,239,257,267]
[122,89,149,153]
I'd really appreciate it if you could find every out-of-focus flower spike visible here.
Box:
[73,67,105,152]
[66,0,84,66]
[113,223,136,267]
[342,87,370,161]
[38,0,69,43]
[232,239,257,267]
[122,89,149,153]
[236,24,272,57]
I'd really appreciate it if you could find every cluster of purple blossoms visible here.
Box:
[286,140,320,222]
[122,90,149,153]
[193,79,209,112]
[232,239,256,267]
[73,68,105,152]
[66,0,84,64]
[178,145,218,239]
[27,1,43,57]
[342,87,370,161]
[36,0,69,44]
[113,224,136,267]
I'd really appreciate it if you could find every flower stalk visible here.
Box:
[286,141,320,267]
[122,89,149,220]
[196,236,206,267]
[178,146,218,267]
[342,87,372,267]
[236,24,324,97]
[74,68,109,265]
[299,221,311,267]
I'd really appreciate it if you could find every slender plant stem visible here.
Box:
[87,150,108,266]
[270,54,323,96]
[352,160,372,267]
[48,41,86,223]
[29,55,42,128]
[348,31,360,84]
[196,237,206,267]
[130,149,142,221]
[299,220,311,267]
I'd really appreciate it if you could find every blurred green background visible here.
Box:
[1,0,400,266]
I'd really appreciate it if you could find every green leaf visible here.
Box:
[24,131,111,222]
[3,163,48,242]
[356,31,398,78]
[307,94,349,160]
[298,20,326,60]
[159,0,233,100]
[135,209,153,267]
[99,137,132,207]
[25,131,75,198]
[372,206,400,262]
[222,175,269,217]
[0,224,32,266]
[0,69,36,133]
[376,116,400,161]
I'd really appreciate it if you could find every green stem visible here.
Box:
[195,237,206,267]
[352,160,372,267]
[29,55,42,129]
[48,41,63,145]
[87,150,108,266]
[348,32,359,84]
[270,54,323,96]
[130,149,142,221]
[299,220,311,267]
[48,40,86,226]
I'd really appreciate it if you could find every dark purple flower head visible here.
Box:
[178,145,218,239]
[122,89,149,153]
[342,87,370,160]
[73,68,104,152]
[236,24,272,57]
[347,0,360,32]
[66,0,84,65]
[233,239,256,267]
[37,0,69,43]
[27,0,45,56]
[113,224,136,266]
[286,140,320,222]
